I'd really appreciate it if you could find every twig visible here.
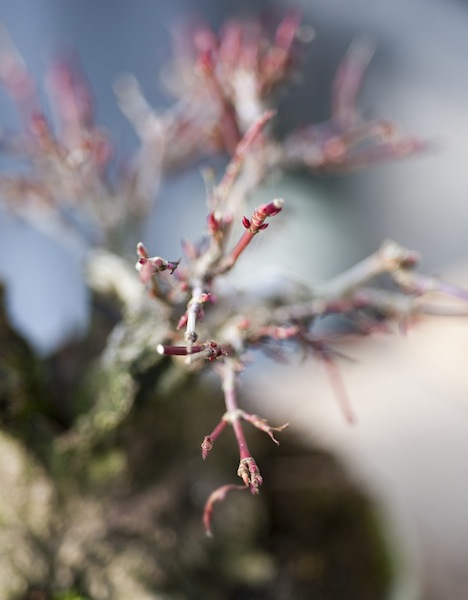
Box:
[203,484,247,537]
[331,36,376,129]
[210,109,276,212]
[316,240,419,299]
[217,198,284,274]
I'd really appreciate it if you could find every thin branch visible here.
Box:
[210,109,276,212]
[203,484,247,537]
[331,36,375,129]
[315,240,419,299]
[157,341,227,363]
[238,410,289,445]
[183,282,205,348]
[197,40,242,155]
[157,344,205,356]
[201,418,228,460]
[217,198,284,274]
[222,360,263,494]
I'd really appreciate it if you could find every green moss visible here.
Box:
[53,591,90,600]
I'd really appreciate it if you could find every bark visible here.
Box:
[0,273,393,600]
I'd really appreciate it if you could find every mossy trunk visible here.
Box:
[0,283,393,600]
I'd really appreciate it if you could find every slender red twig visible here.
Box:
[211,110,276,209]
[222,361,263,493]
[223,364,251,462]
[201,417,228,460]
[157,341,227,362]
[203,484,247,537]
[157,344,205,356]
[218,198,284,273]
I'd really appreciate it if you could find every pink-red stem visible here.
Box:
[223,362,252,461]
[219,198,283,273]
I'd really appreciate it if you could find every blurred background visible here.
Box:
[2,0,468,350]
[1,0,468,598]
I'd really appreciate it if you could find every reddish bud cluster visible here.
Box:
[237,456,263,494]
[243,198,284,233]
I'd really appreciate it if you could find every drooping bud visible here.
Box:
[237,456,263,494]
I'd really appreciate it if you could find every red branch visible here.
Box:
[211,110,276,208]
[203,484,247,537]
[218,198,284,273]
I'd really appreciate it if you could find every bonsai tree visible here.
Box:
[0,12,466,600]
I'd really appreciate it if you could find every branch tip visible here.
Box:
[237,456,263,494]
[203,483,247,537]
[201,436,213,460]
